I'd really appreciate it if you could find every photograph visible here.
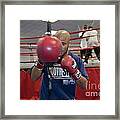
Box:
[20,20,100,100]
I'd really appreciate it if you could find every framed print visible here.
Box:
[0,0,119,119]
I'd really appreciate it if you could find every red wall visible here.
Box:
[75,67,100,100]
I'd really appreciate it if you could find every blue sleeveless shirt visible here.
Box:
[40,52,88,100]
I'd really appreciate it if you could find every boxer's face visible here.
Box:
[54,30,70,56]
[61,38,69,55]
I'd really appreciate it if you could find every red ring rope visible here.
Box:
[20,46,100,56]
[20,35,99,46]
[69,28,100,34]
[20,28,100,40]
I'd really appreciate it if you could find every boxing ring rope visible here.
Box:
[20,45,100,66]
[20,28,100,52]
[20,42,36,45]
[20,36,43,40]
[20,35,100,50]
[20,28,100,40]
[69,28,100,34]
[20,28,100,66]
[20,34,98,41]
[20,45,99,53]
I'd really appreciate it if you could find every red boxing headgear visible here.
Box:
[37,36,62,63]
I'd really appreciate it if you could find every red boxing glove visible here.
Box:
[61,55,81,81]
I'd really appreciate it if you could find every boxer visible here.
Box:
[31,31,88,100]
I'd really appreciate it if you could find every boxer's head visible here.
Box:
[54,30,70,56]
[88,26,93,30]
[83,25,87,30]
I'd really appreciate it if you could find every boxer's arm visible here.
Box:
[76,57,88,89]
[31,61,44,81]
[76,76,87,89]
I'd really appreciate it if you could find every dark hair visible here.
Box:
[88,26,93,29]
[84,25,87,29]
